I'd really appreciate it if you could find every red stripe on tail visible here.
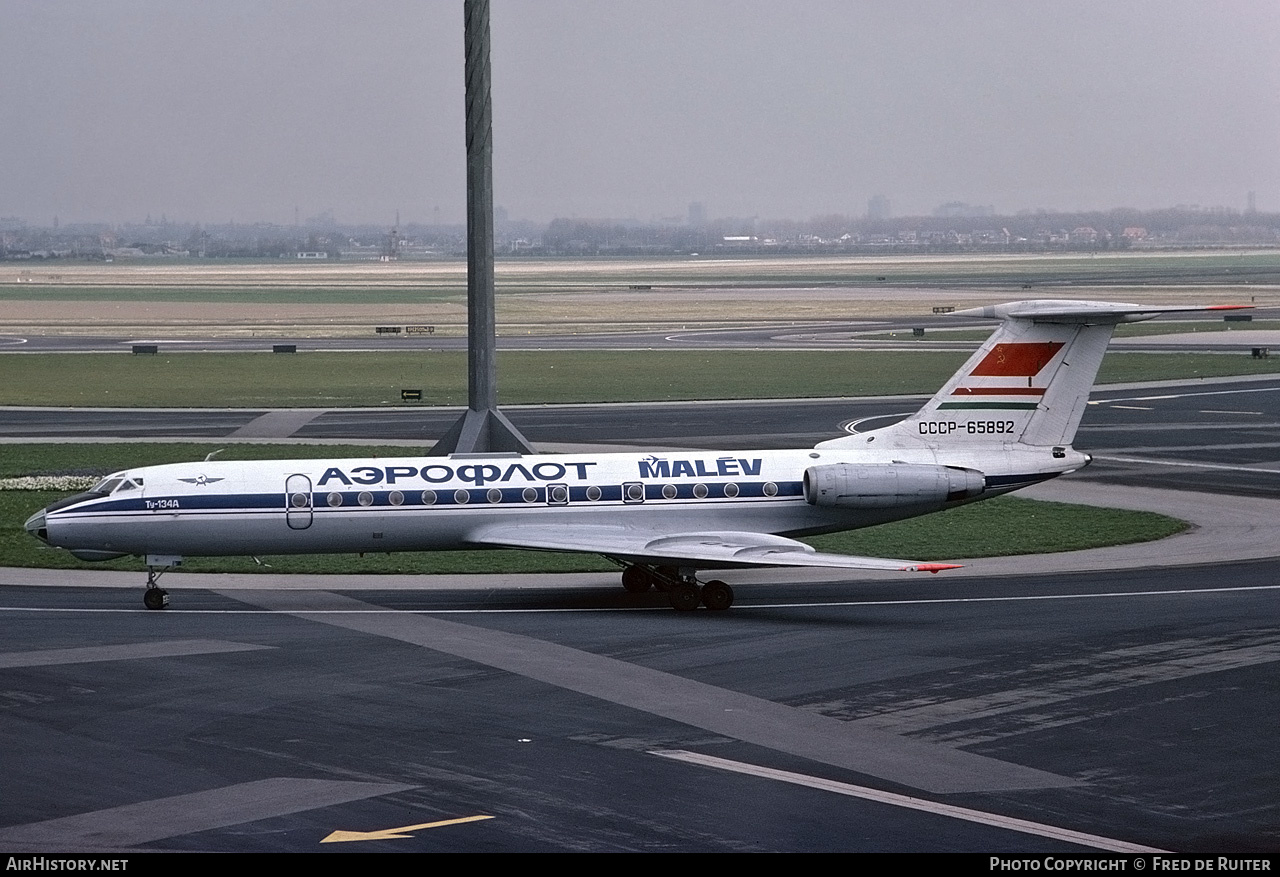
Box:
[970,342,1064,377]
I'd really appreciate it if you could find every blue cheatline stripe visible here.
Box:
[50,480,813,519]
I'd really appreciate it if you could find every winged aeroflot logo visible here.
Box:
[178,475,224,486]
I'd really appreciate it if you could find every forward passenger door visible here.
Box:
[285,474,313,529]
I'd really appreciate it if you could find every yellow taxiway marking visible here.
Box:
[322,814,494,843]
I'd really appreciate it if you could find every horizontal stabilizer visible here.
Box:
[952,299,1251,324]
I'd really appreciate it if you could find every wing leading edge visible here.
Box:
[469,524,960,574]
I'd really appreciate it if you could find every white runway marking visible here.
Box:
[653,750,1167,853]
[843,412,912,433]
[1094,454,1280,475]
[3,583,1279,615]
[1093,385,1280,405]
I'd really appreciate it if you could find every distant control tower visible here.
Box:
[382,212,400,262]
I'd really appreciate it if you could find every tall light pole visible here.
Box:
[431,0,535,455]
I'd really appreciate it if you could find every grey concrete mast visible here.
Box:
[431,0,535,455]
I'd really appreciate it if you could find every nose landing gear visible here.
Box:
[142,555,183,610]
[143,568,169,611]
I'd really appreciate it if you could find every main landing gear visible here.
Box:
[620,564,734,611]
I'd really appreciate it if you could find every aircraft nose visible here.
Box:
[24,509,49,544]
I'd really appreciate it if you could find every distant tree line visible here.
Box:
[2,208,1277,261]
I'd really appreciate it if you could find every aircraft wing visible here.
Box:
[469,524,960,573]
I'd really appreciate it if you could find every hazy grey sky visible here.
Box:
[2,1,1277,225]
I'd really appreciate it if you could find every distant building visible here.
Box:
[972,229,1010,245]
[296,251,330,259]
[933,201,995,218]
[867,195,891,221]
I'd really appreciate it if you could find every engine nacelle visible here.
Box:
[802,463,985,509]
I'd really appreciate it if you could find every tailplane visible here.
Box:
[820,299,1249,450]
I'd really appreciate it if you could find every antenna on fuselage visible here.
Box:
[430,0,535,455]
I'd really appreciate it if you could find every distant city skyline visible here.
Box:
[5,196,1272,233]
[2,1,1277,226]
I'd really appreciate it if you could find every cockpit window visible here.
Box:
[89,474,143,494]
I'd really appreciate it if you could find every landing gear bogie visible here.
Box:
[700,580,734,611]
[650,566,679,592]
[621,566,652,593]
[669,582,701,611]
[617,564,735,611]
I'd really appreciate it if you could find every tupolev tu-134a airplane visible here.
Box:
[26,299,1246,611]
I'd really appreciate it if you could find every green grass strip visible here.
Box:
[2,349,1279,407]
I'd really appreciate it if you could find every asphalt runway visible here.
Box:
[3,372,1280,851]
[5,309,1277,353]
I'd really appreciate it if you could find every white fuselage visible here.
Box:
[35,441,1083,563]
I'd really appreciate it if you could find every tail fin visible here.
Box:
[820,299,1249,450]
